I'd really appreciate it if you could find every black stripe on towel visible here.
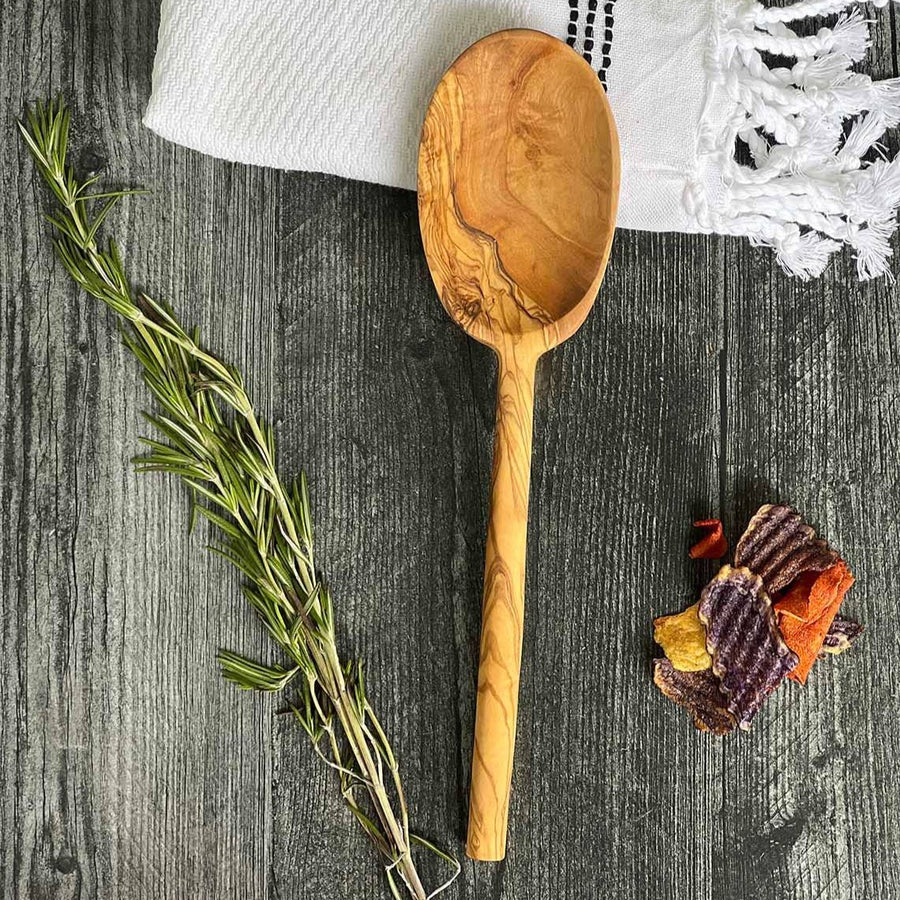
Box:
[565,0,616,89]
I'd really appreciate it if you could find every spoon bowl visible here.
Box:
[419,28,619,359]
[418,28,619,861]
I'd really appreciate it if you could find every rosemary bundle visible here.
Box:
[18,99,457,900]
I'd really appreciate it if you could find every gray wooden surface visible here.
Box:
[2,2,899,898]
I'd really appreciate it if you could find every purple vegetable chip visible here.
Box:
[734,504,839,594]
[653,659,736,735]
[699,566,798,730]
[820,614,864,657]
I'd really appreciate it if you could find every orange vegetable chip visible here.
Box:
[775,561,855,684]
[689,518,728,560]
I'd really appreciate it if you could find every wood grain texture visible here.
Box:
[418,29,619,860]
[2,2,900,899]
[418,29,619,355]
[465,350,535,861]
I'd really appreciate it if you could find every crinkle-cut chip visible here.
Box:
[653,603,712,672]
[653,658,736,735]
[734,504,840,594]
[689,519,728,560]
[820,615,864,657]
[698,566,798,730]
[776,562,854,684]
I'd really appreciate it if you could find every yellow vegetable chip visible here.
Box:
[653,603,711,672]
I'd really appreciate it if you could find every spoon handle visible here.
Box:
[467,348,537,861]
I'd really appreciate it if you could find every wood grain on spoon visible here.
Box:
[418,29,619,861]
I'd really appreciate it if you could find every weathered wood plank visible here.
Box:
[1,2,275,898]
[717,9,900,900]
[3,1,900,899]
[721,253,900,899]
[512,228,725,900]
[271,174,486,898]
[269,168,726,897]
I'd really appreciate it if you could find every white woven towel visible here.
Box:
[146,0,900,279]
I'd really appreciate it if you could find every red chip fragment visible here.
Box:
[653,659,735,735]
[734,504,839,594]
[698,566,798,730]
[689,518,728,560]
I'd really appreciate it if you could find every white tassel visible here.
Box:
[695,0,900,279]
[840,111,887,161]
[749,13,869,60]
[848,219,895,279]
[775,231,840,279]
[827,9,872,61]
[755,0,878,26]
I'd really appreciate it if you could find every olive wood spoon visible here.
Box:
[417,29,620,861]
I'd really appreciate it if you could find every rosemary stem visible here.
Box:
[327,663,427,899]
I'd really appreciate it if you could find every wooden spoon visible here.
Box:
[417,29,619,860]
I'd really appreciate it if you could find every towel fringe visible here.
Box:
[690,0,900,279]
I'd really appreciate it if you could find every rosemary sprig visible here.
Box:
[19,98,458,900]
